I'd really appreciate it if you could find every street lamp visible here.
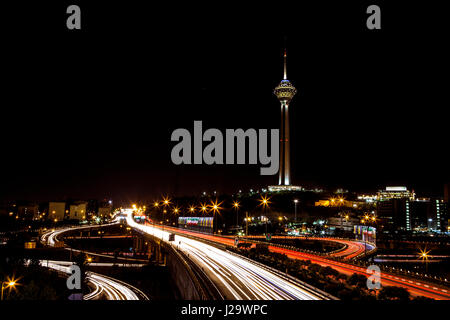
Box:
[293,199,299,222]
[244,213,250,237]
[200,203,208,215]
[152,201,160,227]
[233,201,240,228]
[418,247,431,273]
[209,199,223,234]
[330,198,336,206]
[1,277,18,300]
[161,196,171,232]
[361,214,376,256]
[360,218,367,256]
[259,195,271,236]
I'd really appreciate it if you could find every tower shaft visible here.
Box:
[274,48,296,186]
[278,101,291,185]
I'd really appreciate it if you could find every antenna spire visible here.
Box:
[283,48,287,80]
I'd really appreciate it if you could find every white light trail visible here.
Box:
[124,209,326,300]
[41,260,148,300]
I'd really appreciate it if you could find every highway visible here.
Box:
[40,260,148,300]
[40,222,119,247]
[40,224,149,300]
[124,210,333,300]
[154,224,450,300]
[230,235,373,260]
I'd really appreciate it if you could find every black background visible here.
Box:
[1,1,449,203]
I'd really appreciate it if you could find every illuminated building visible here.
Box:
[378,186,415,201]
[178,216,214,233]
[98,206,111,218]
[69,202,87,220]
[315,199,363,208]
[268,48,301,192]
[377,192,447,233]
[48,202,66,221]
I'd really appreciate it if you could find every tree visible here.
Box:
[378,286,410,300]
[308,263,322,274]
[322,266,339,277]
[347,273,367,288]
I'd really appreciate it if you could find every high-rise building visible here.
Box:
[268,49,301,192]
[377,194,447,233]
[377,198,409,232]
[377,186,414,232]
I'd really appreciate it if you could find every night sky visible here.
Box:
[1,1,448,202]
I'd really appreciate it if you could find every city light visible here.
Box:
[259,195,271,209]
[1,276,19,300]
[418,248,431,261]
[162,196,171,206]
[209,199,223,215]
[200,202,208,214]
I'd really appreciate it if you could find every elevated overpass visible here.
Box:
[125,210,335,300]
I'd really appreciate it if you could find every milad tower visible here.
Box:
[269,49,302,192]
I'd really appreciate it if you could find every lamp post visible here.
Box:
[361,219,366,256]
[245,212,249,238]
[153,201,160,229]
[210,199,222,234]
[361,214,375,256]
[233,201,240,229]
[259,195,270,236]
[418,248,430,273]
[1,278,17,300]
[293,199,298,222]
[162,196,171,233]
[340,212,350,229]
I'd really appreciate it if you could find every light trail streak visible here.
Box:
[41,222,119,247]
[150,223,450,300]
[40,260,148,300]
[124,209,330,300]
